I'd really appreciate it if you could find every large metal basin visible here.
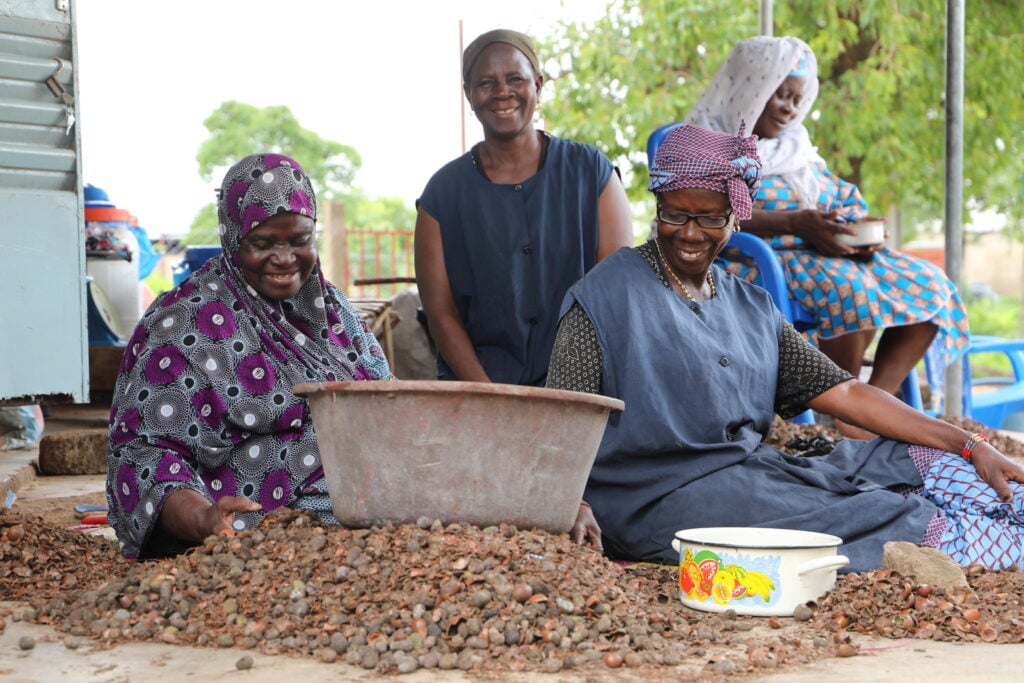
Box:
[293,380,624,532]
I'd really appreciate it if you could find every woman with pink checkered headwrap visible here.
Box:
[547,125,1024,575]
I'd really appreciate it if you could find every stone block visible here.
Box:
[37,429,108,475]
[882,541,972,594]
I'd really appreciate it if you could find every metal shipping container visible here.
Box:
[0,0,87,403]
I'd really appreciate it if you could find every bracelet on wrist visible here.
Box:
[961,432,988,461]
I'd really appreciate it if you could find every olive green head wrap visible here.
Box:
[462,29,541,84]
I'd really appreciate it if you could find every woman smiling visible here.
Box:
[687,37,969,438]
[415,29,633,387]
[106,153,391,559]
[549,125,1024,573]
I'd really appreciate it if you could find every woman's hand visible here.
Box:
[846,243,884,261]
[570,502,603,552]
[159,489,262,543]
[200,496,264,536]
[793,210,858,257]
[970,443,1024,503]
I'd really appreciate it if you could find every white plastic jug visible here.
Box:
[85,207,141,342]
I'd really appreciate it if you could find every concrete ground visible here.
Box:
[2,405,1024,681]
[0,613,1019,682]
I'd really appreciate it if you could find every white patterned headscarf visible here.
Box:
[686,36,824,209]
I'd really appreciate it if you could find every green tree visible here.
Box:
[182,101,363,245]
[183,204,219,246]
[197,101,360,199]
[345,192,416,232]
[539,0,1024,235]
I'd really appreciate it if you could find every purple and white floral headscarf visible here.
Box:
[106,153,390,558]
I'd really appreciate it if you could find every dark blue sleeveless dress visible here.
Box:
[418,136,612,386]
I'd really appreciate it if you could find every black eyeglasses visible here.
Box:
[656,206,733,229]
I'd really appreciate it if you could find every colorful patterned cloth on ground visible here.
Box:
[106,153,391,559]
[905,445,1024,569]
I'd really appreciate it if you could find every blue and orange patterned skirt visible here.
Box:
[718,242,970,364]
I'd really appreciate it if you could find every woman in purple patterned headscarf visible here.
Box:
[106,153,391,559]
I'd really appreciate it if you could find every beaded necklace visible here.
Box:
[653,238,716,302]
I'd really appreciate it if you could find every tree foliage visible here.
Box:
[183,203,219,246]
[345,192,416,233]
[183,102,412,245]
[539,0,1024,235]
[197,101,360,199]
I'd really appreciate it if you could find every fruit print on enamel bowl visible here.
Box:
[672,527,849,617]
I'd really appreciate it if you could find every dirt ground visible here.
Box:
[2,609,1020,683]
[14,491,107,528]
[3,412,1024,681]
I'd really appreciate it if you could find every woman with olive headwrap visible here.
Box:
[549,125,1024,574]
[415,28,633,387]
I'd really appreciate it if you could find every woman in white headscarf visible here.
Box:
[687,36,969,438]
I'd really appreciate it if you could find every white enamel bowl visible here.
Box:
[836,218,886,246]
[672,527,849,617]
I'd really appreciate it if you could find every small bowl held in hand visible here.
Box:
[836,217,886,247]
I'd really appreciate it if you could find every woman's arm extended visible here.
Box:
[414,206,490,382]
[808,380,1024,502]
[742,208,859,257]
[158,489,262,543]
[596,172,635,260]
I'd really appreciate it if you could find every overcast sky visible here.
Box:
[75,0,607,238]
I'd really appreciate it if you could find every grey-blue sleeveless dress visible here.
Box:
[566,248,936,572]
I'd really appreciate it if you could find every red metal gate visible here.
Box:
[344,228,415,299]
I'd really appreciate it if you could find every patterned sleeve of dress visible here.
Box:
[753,174,796,212]
[774,320,854,418]
[545,303,603,394]
[327,286,393,380]
[816,162,868,219]
[107,316,219,559]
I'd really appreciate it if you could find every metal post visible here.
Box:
[944,0,965,415]
[759,0,773,36]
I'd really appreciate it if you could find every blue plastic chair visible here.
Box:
[962,336,1024,430]
[646,122,925,422]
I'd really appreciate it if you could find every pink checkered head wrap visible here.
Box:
[648,124,761,220]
